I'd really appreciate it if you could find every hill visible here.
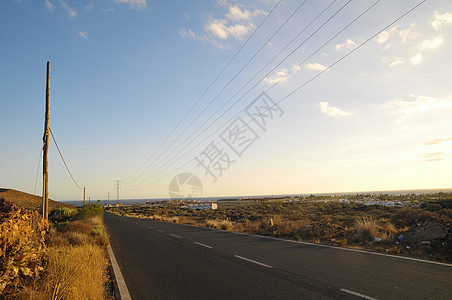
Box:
[0,188,75,211]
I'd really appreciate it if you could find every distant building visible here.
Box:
[216,197,287,208]
[187,202,217,210]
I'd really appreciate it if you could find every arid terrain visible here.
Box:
[107,192,452,262]
[0,188,75,211]
[0,189,111,299]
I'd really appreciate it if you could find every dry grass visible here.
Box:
[108,197,452,262]
[44,244,108,300]
[355,216,380,242]
[4,216,111,300]
[0,188,75,212]
[206,219,234,230]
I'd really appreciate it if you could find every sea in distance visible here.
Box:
[62,188,452,207]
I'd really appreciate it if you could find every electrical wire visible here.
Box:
[33,147,43,195]
[127,0,353,188]
[124,0,310,187]
[49,127,83,191]
[124,0,283,184]
[128,0,427,190]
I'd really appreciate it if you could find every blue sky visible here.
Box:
[1,0,451,201]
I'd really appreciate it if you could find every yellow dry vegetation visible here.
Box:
[0,199,48,293]
[1,199,111,299]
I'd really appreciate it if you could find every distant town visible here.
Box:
[104,192,448,210]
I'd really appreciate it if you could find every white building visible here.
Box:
[187,202,218,210]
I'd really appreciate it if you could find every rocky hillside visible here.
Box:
[0,188,75,211]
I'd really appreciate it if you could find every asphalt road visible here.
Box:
[104,212,452,300]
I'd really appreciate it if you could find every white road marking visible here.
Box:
[193,241,212,249]
[170,234,181,238]
[157,230,164,233]
[148,226,154,229]
[107,245,132,300]
[119,215,452,267]
[340,289,379,300]
[234,255,273,268]
[220,230,452,267]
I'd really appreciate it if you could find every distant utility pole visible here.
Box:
[83,187,86,207]
[42,61,50,220]
[115,180,121,203]
[108,192,110,204]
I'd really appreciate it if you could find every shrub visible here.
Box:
[425,203,442,212]
[220,220,233,230]
[72,204,103,221]
[91,224,104,236]
[391,208,434,227]
[388,246,401,255]
[355,216,379,242]
[49,207,77,222]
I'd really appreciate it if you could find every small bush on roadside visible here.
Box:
[49,207,77,222]
[355,216,380,242]
[72,204,103,221]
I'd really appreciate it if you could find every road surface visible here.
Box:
[104,212,452,299]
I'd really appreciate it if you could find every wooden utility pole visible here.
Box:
[42,61,50,220]
[83,187,86,207]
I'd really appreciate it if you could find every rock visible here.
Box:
[374,237,382,242]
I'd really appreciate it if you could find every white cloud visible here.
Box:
[45,0,54,11]
[204,18,256,40]
[432,11,452,31]
[264,65,300,84]
[375,24,420,47]
[375,26,399,44]
[226,5,265,22]
[59,0,76,19]
[319,102,351,118]
[410,53,423,65]
[179,28,229,49]
[335,39,355,50]
[179,28,200,40]
[77,31,88,39]
[421,37,444,50]
[114,0,146,9]
[180,2,267,48]
[383,95,452,117]
[422,152,446,162]
[398,24,419,42]
[304,63,327,71]
[389,60,405,67]
[377,16,443,68]
[424,137,452,146]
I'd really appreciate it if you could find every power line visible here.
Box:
[129,0,427,190]
[49,127,83,191]
[124,0,320,189]
[33,147,43,195]
[127,0,309,183]
[124,0,284,184]
[127,0,353,188]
